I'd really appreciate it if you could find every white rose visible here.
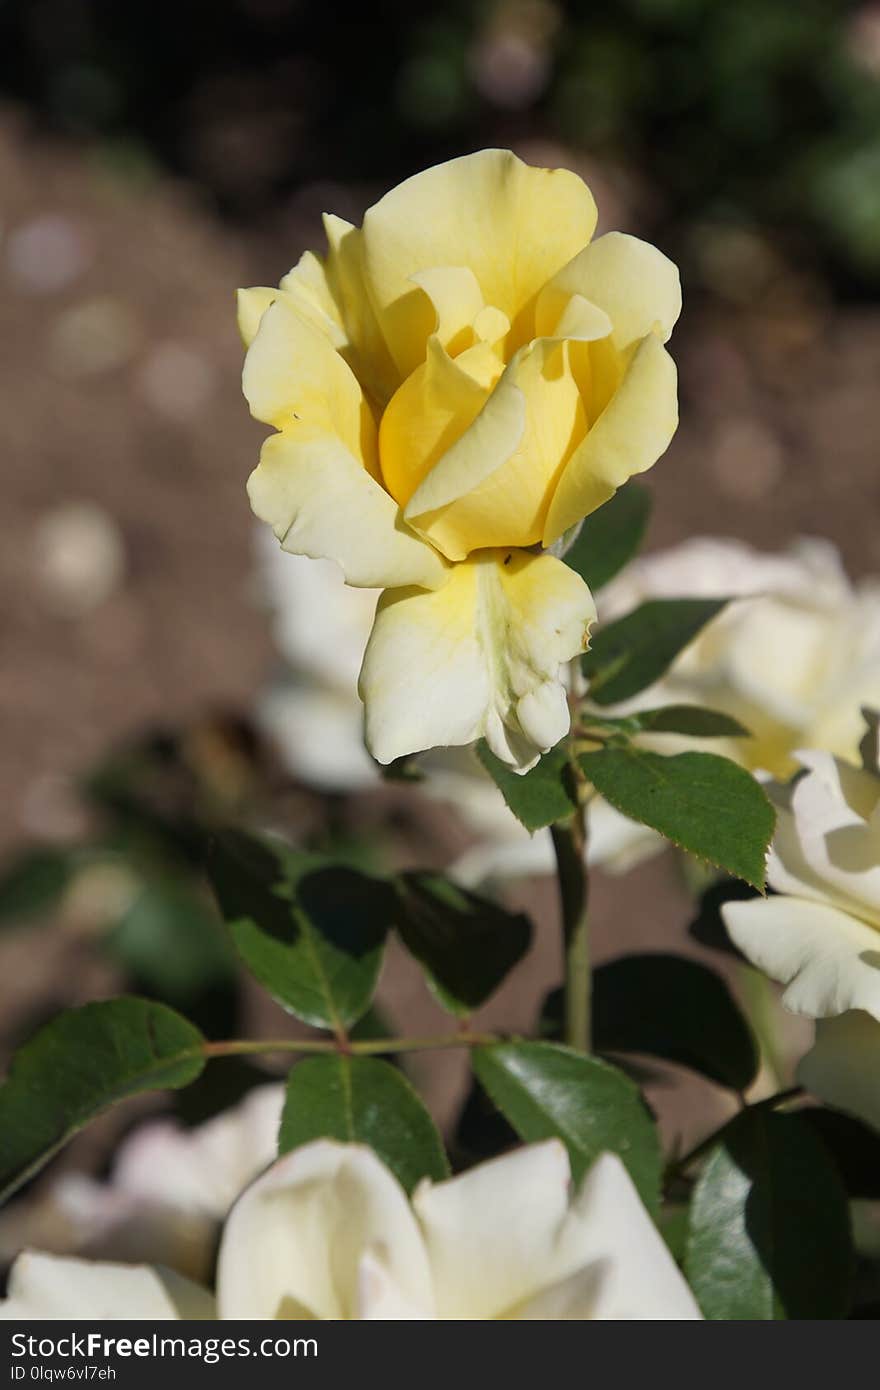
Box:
[722,740,880,1130]
[255,533,379,791]
[0,1086,283,1281]
[2,1140,699,1321]
[601,536,880,780]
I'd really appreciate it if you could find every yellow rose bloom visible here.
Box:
[240,150,680,771]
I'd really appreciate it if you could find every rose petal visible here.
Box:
[359,548,595,771]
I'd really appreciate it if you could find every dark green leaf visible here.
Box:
[685,1108,854,1319]
[394,872,531,1015]
[0,999,205,1204]
[592,953,758,1090]
[472,1041,662,1212]
[476,741,576,833]
[0,848,74,925]
[207,831,393,1031]
[578,748,775,889]
[562,482,652,591]
[584,705,750,739]
[582,598,729,705]
[279,1054,448,1193]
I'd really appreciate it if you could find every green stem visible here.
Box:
[550,804,591,1053]
[201,1031,497,1062]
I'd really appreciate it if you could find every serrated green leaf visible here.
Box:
[578,748,774,889]
[472,1041,662,1213]
[207,831,393,1031]
[562,482,652,591]
[0,999,205,1204]
[583,705,750,739]
[476,740,576,832]
[279,1054,448,1193]
[582,598,729,705]
[685,1108,854,1319]
[393,872,531,1016]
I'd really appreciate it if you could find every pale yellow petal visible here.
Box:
[323,213,401,407]
[409,266,485,356]
[248,427,448,591]
[279,248,347,348]
[379,337,497,510]
[361,149,598,374]
[535,289,613,342]
[539,232,681,351]
[242,295,373,466]
[237,287,280,348]
[359,548,595,769]
[543,332,678,545]
[406,339,587,559]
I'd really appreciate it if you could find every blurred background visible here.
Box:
[1,0,879,1232]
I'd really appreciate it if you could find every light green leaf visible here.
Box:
[472,1041,661,1212]
[394,872,531,1015]
[207,831,393,1031]
[0,999,205,1204]
[584,705,750,739]
[476,741,576,832]
[582,598,729,704]
[685,1108,853,1319]
[578,747,774,889]
[279,1054,448,1193]
[562,481,652,591]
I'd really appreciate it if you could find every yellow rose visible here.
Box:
[240,150,680,771]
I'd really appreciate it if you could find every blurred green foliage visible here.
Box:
[0,0,878,286]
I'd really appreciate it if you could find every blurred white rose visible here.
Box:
[602,536,880,780]
[2,1140,700,1320]
[723,737,880,1131]
[0,1085,283,1284]
[255,531,379,791]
